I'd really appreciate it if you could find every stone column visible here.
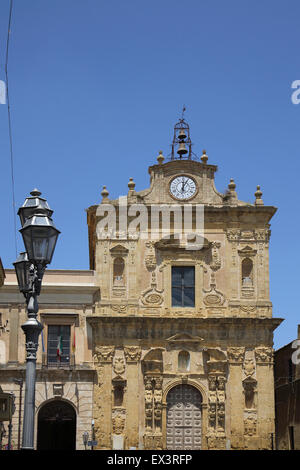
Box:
[255,346,274,449]
[227,347,245,449]
[93,345,114,449]
[124,346,141,449]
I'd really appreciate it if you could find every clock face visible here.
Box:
[169,175,197,200]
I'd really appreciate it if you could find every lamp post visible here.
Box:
[13,189,60,450]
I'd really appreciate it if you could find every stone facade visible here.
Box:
[0,120,283,449]
[85,125,282,450]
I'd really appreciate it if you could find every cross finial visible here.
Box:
[181,105,186,120]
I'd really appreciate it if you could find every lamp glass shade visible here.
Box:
[18,189,53,227]
[20,214,60,265]
[13,252,32,293]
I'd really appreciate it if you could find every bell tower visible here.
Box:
[171,109,193,160]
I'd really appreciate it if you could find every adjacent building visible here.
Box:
[0,117,283,450]
[274,326,300,450]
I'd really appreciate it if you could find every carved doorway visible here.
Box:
[37,400,76,450]
[166,384,202,450]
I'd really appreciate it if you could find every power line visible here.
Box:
[5,0,18,259]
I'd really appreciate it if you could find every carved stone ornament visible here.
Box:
[254,347,273,364]
[113,356,125,375]
[244,414,257,437]
[255,229,271,242]
[145,241,157,271]
[203,273,225,306]
[243,359,255,377]
[111,304,127,313]
[124,346,142,362]
[94,346,115,363]
[166,333,204,350]
[238,245,257,257]
[226,229,241,242]
[144,434,163,450]
[112,414,125,435]
[227,347,245,363]
[141,273,164,307]
[210,241,221,271]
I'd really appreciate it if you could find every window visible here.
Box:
[172,266,195,307]
[178,351,190,372]
[113,257,125,286]
[242,258,253,286]
[47,325,71,366]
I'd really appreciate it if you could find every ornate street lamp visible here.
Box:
[13,189,60,450]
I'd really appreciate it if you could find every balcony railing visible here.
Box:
[42,353,75,369]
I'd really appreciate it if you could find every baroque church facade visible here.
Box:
[0,118,282,450]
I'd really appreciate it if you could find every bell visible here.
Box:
[178,129,187,140]
[177,142,188,156]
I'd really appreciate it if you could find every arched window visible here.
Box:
[113,257,125,286]
[242,258,253,286]
[178,350,190,372]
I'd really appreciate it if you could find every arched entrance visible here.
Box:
[166,384,202,450]
[37,400,76,450]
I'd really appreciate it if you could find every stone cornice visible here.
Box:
[88,316,283,342]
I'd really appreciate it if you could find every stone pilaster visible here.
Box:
[255,347,274,449]
[124,346,141,448]
[228,347,245,449]
[93,346,114,449]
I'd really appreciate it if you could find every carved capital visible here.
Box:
[227,347,245,364]
[94,345,115,363]
[255,346,273,364]
[124,346,142,362]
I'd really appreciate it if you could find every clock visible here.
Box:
[169,175,197,201]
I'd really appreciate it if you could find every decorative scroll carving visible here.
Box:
[203,272,225,306]
[124,346,142,362]
[140,272,164,307]
[94,346,115,363]
[111,304,127,313]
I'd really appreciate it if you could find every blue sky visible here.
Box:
[0,0,299,349]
